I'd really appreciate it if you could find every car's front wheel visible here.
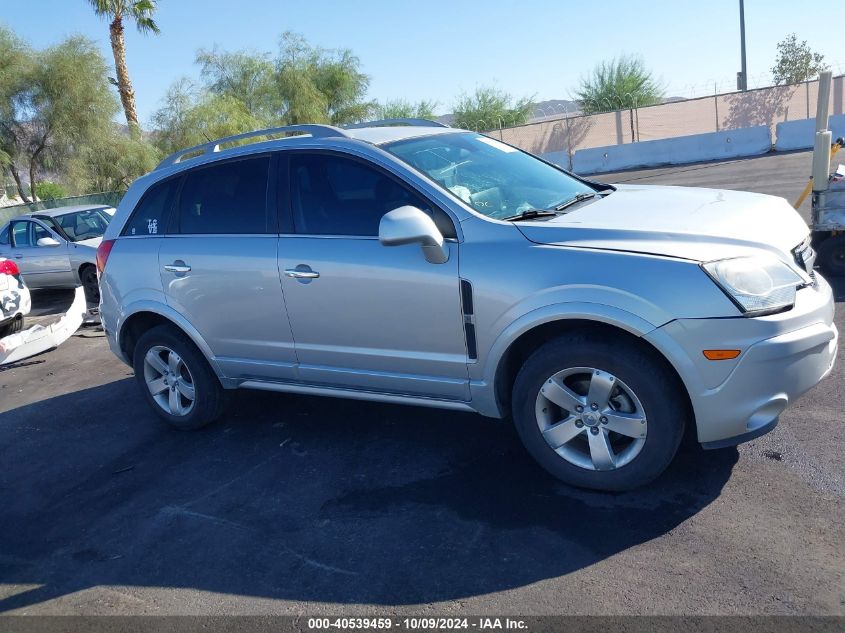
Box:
[817,234,845,277]
[132,325,226,430]
[80,265,99,303]
[512,333,687,491]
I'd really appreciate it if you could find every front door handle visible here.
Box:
[163,262,191,273]
[284,268,320,279]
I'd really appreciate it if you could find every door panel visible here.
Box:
[9,220,72,288]
[279,237,469,399]
[160,236,297,380]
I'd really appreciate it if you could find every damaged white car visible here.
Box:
[0,257,31,338]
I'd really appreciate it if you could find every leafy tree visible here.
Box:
[34,181,66,200]
[576,55,664,114]
[376,99,438,120]
[275,32,374,125]
[0,27,35,200]
[0,30,118,202]
[151,32,376,153]
[87,0,160,133]
[772,33,828,85]
[452,86,533,131]
[151,79,264,155]
[195,47,275,117]
[68,128,159,192]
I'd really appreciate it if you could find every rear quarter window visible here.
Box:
[122,179,177,237]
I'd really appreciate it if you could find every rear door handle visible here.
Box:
[284,269,320,279]
[163,262,191,273]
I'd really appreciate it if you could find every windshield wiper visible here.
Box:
[553,192,600,212]
[499,209,559,222]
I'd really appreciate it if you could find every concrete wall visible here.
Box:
[561,126,772,175]
[774,114,845,151]
[495,76,845,161]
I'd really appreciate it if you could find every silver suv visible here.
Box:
[99,120,838,491]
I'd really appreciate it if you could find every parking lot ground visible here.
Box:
[1,152,844,616]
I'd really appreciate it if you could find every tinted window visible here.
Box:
[177,157,270,234]
[290,154,443,236]
[0,225,8,245]
[123,179,176,237]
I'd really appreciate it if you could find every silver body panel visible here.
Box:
[100,129,838,447]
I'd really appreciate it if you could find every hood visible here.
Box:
[516,185,809,263]
[74,236,103,249]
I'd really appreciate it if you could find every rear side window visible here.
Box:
[176,156,270,234]
[123,179,177,237]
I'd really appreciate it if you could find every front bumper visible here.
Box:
[646,274,838,446]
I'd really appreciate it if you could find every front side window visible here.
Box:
[177,156,270,235]
[290,154,439,236]
[384,133,597,220]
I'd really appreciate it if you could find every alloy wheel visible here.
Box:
[143,345,196,416]
[535,366,647,471]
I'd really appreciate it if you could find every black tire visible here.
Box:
[80,265,100,303]
[132,324,226,430]
[0,315,24,339]
[817,234,845,277]
[512,333,687,491]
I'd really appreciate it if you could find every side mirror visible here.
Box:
[379,206,449,264]
[36,237,61,248]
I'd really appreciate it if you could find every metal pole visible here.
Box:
[739,0,748,91]
[714,83,720,131]
[806,80,810,119]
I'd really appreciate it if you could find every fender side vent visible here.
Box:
[460,279,477,360]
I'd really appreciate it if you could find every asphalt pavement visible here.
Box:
[0,151,843,616]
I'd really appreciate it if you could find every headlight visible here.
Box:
[702,255,805,316]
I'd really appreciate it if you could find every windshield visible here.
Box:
[383,132,597,219]
[40,209,111,242]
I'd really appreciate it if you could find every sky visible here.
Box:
[2,0,842,126]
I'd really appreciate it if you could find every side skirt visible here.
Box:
[239,379,477,413]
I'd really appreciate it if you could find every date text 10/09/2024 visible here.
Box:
[307,618,528,630]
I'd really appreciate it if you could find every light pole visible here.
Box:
[738,0,748,91]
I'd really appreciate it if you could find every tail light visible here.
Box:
[96,239,116,275]
[0,259,20,277]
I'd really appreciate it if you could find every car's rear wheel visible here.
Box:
[132,325,226,430]
[80,265,99,302]
[0,315,24,339]
[512,333,687,491]
[817,234,845,277]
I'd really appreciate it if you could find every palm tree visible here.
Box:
[87,0,160,133]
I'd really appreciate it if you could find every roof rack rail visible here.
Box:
[343,118,449,129]
[155,124,350,170]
